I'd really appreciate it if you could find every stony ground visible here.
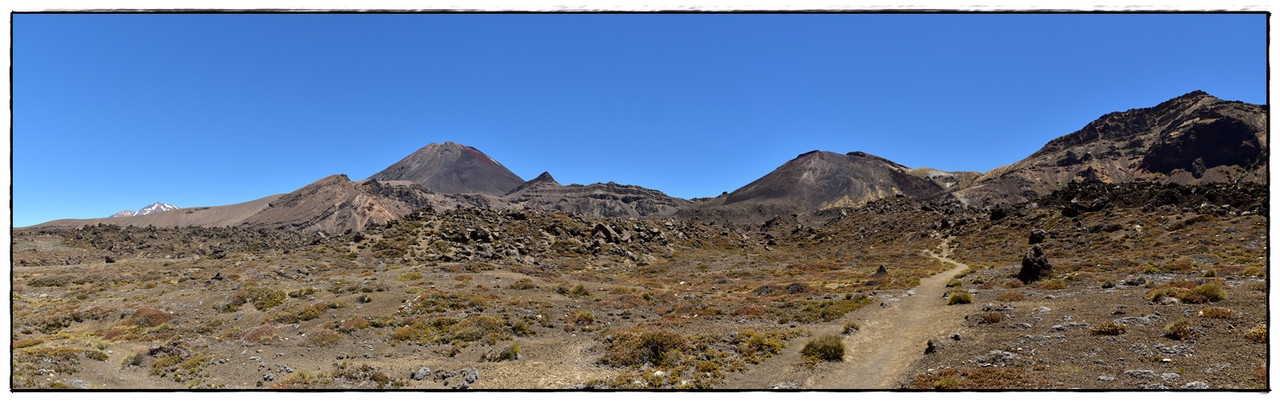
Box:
[10,185,1269,390]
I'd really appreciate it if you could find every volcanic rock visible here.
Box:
[1018,245,1052,283]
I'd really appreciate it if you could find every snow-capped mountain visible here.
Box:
[109,202,179,218]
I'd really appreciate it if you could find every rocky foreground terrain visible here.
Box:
[12,91,1268,390]
[11,181,1267,389]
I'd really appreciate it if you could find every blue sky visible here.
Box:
[12,13,1267,227]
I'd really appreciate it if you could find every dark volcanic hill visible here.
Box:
[722,150,952,212]
[955,91,1268,207]
[502,171,690,217]
[368,142,525,196]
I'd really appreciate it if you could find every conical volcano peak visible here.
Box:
[368,142,524,196]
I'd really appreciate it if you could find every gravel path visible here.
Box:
[809,239,972,389]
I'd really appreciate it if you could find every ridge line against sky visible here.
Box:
[10,11,1268,227]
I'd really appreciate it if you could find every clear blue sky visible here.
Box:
[12,13,1267,227]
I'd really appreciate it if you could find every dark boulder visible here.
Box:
[925,339,941,354]
[1028,229,1047,245]
[591,223,620,243]
[785,282,810,295]
[411,366,431,381]
[874,265,889,277]
[1018,246,1052,283]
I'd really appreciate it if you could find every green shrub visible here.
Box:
[946,290,973,305]
[1091,322,1126,335]
[1164,318,1193,340]
[800,335,845,362]
[945,279,961,288]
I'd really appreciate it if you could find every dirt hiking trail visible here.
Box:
[807,238,974,389]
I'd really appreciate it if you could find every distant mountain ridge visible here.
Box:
[110,202,179,218]
[502,172,691,217]
[33,90,1266,232]
[954,90,1267,207]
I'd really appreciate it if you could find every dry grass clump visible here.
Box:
[995,292,1026,302]
[329,362,403,389]
[287,287,317,298]
[270,371,332,389]
[485,343,521,362]
[13,338,44,349]
[335,316,370,333]
[556,283,591,298]
[508,278,537,290]
[390,315,514,346]
[1038,279,1067,290]
[1090,322,1127,335]
[1164,318,1193,340]
[800,335,845,362]
[1244,324,1267,344]
[907,367,1045,389]
[1241,265,1265,277]
[734,330,786,363]
[732,305,766,317]
[128,308,175,327]
[945,278,962,288]
[778,299,870,323]
[841,322,860,334]
[230,286,287,311]
[600,329,688,368]
[404,292,491,314]
[303,328,344,347]
[396,272,423,281]
[947,290,973,305]
[978,312,1004,324]
[1198,307,1235,319]
[1145,281,1227,304]
[568,310,595,326]
[272,302,344,324]
[241,324,282,343]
